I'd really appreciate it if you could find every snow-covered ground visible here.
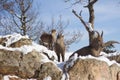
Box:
[0,33,120,80]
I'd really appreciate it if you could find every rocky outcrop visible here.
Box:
[0,49,22,75]
[37,62,62,80]
[0,49,62,80]
[0,35,62,80]
[9,38,32,48]
[110,64,120,80]
[0,34,120,80]
[108,55,120,63]
[64,58,120,80]
[0,37,7,46]
[66,59,111,80]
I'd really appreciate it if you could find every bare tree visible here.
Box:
[0,0,43,42]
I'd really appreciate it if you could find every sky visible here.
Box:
[35,0,120,52]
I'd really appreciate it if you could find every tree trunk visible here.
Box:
[84,0,97,45]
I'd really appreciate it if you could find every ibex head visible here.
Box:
[91,31,104,50]
[51,29,56,34]
[57,34,64,41]
[51,29,56,41]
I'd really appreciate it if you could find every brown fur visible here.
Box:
[40,29,56,50]
[55,34,65,62]
[70,31,103,58]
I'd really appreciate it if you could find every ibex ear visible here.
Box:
[101,31,103,37]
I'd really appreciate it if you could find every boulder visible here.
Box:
[66,58,112,80]
[9,38,32,48]
[0,49,22,75]
[17,50,45,78]
[0,49,62,79]
[0,74,3,80]
[109,64,120,80]
[108,55,120,63]
[0,37,7,46]
[37,62,62,80]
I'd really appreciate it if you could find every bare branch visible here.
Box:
[72,9,90,33]
[12,15,21,30]
[13,13,21,19]
[24,0,33,13]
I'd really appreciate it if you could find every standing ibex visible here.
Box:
[54,34,65,62]
[40,29,56,50]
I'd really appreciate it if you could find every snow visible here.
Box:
[101,51,120,57]
[3,75,37,80]
[79,55,120,66]
[43,76,52,80]
[86,22,93,32]
[64,52,120,69]
[0,33,29,47]
[65,53,78,69]
[61,73,69,80]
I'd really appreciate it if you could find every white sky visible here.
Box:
[35,0,120,52]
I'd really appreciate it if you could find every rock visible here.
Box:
[0,49,22,75]
[109,64,120,80]
[0,74,3,80]
[108,55,120,63]
[66,59,112,80]
[37,62,62,80]
[117,71,120,80]
[18,50,47,78]
[0,37,7,46]
[0,49,62,79]
[9,38,32,48]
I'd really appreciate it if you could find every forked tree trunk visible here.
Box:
[84,0,97,45]
[73,0,98,45]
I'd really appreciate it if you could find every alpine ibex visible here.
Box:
[69,31,104,58]
[40,29,56,50]
[55,34,65,62]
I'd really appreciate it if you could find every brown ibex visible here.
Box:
[54,34,65,62]
[40,29,56,50]
[69,31,104,58]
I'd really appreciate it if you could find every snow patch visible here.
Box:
[0,41,57,60]
[3,75,37,80]
[4,75,18,80]
[43,76,52,80]
[1,33,29,47]
[86,22,93,32]
[101,51,120,57]
[65,53,78,69]
[61,73,69,80]
[79,55,120,66]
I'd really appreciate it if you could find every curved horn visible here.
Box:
[94,31,100,38]
[101,31,103,37]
